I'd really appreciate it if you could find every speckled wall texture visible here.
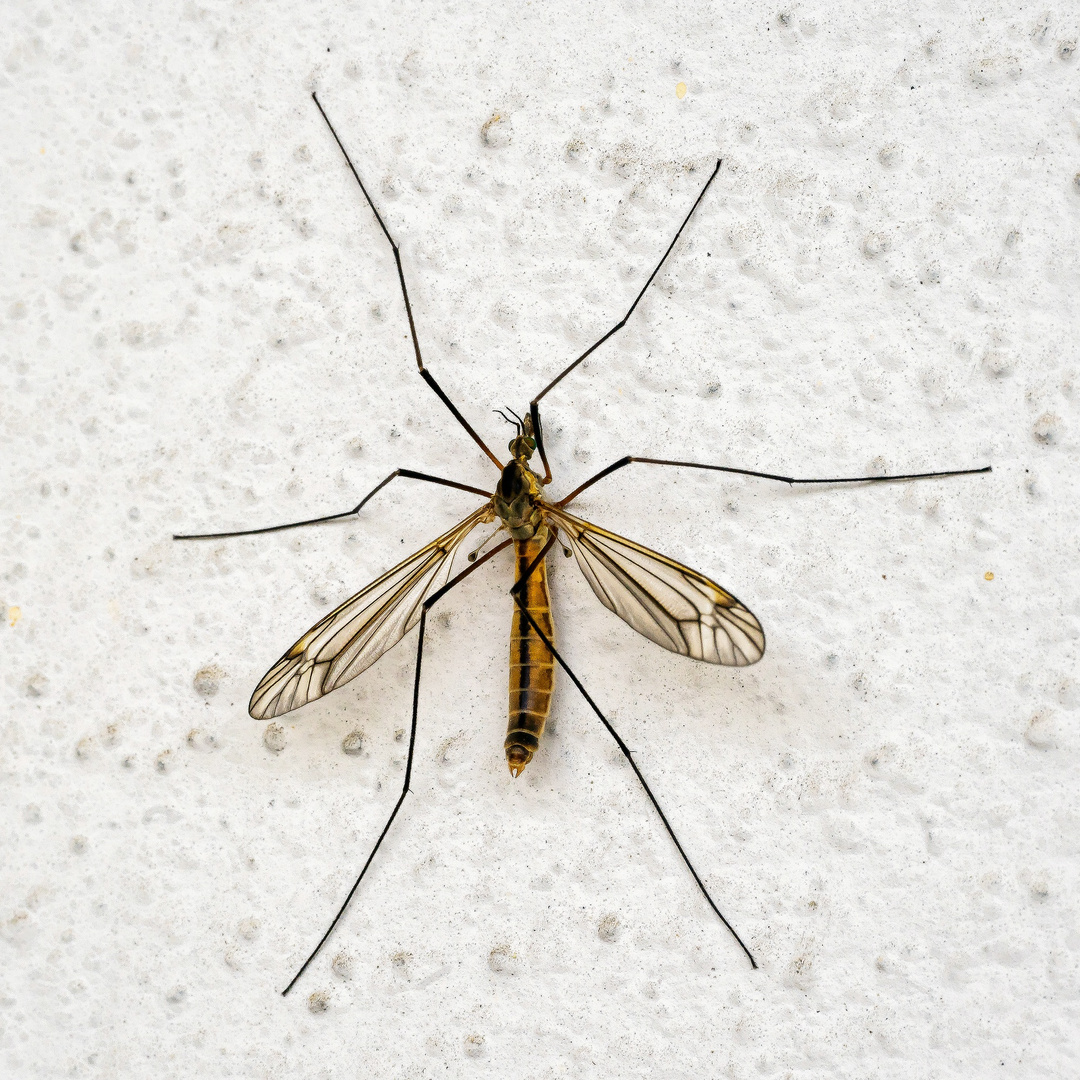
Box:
[3,1,1078,1077]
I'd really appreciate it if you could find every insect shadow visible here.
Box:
[175,93,990,995]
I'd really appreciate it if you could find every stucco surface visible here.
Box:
[2,1,1078,1076]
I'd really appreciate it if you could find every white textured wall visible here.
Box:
[3,1,1078,1076]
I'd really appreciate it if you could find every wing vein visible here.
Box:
[545,506,764,667]
[249,505,493,719]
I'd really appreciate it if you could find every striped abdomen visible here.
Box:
[505,536,554,776]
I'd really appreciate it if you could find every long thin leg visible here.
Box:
[310,93,503,472]
[281,535,514,996]
[173,468,492,541]
[511,535,757,970]
[529,159,724,482]
[557,456,992,508]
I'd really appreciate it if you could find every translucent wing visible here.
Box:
[545,506,764,667]
[250,506,492,720]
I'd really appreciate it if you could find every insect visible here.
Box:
[176,94,990,995]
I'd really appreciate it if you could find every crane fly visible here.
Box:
[176,93,991,995]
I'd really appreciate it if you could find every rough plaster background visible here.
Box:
[3,1,1079,1077]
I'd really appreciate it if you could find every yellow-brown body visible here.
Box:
[505,535,555,776]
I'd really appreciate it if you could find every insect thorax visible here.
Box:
[494,435,546,540]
